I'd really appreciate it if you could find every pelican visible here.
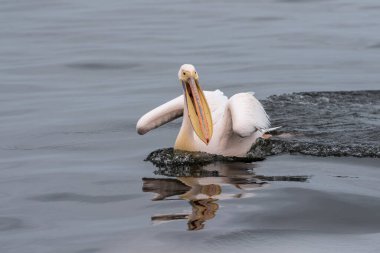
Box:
[136,64,273,157]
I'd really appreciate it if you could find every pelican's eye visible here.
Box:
[183,72,186,76]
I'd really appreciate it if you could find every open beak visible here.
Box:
[182,77,213,145]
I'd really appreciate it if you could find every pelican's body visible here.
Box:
[173,90,268,156]
[137,64,270,157]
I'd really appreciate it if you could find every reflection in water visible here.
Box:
[143,162,309,231]
[188,198,219,231]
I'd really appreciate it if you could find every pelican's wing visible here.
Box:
[203,90,228,126]
[228,93,270,137]
[136,95,184,135]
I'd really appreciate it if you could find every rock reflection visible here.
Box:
[143,162,309,231]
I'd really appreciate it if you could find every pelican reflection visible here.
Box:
[143,162,308,231]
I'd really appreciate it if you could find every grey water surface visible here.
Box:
[1,0,380,253]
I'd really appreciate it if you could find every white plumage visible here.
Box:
[136,95,184,135]
[137,89,270,157]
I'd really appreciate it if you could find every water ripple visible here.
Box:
[28,192,140,203]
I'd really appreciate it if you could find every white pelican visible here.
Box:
[137,64,272,157]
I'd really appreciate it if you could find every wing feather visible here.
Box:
[204,90,228,126]
[136,95,184,135]
[228,93,270,137]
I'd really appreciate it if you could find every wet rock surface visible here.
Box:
[259,90,380,158]
[146,148,261,171]
[146,90,380,167]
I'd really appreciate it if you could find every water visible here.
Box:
[1,0,380,252]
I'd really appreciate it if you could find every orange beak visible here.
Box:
[182,77,213,145]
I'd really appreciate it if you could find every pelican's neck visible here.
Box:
[174,96,195,151]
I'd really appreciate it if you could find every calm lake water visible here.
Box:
[1,0,380,252]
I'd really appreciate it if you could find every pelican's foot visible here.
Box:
[262,134,272,139]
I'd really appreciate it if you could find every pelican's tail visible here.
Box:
[261,126,282,133]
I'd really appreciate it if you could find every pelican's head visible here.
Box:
[178,64,213,145]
